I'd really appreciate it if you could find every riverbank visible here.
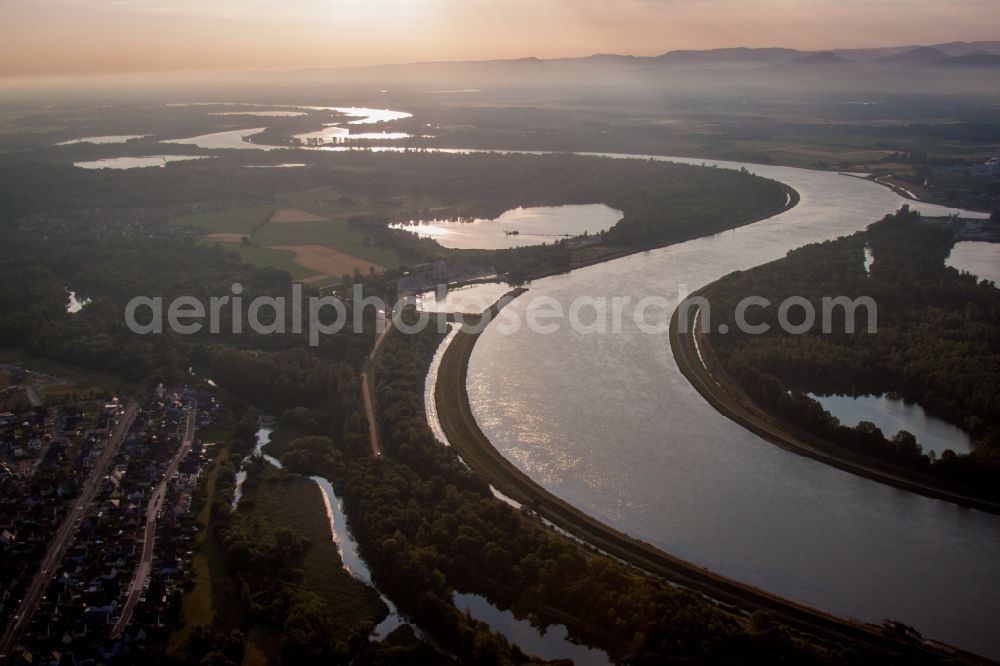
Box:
[530,182,800,283]
[240,463,388,626]
[843,172,994,216]
[434,315,990,664]
[668,293,1000,515]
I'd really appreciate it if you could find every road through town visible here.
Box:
[0,403,138,659]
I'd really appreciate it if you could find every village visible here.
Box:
[0,369,222,663]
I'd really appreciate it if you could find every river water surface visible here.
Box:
[455,157,1000,658]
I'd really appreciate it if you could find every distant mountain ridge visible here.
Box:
[788,51,854,65]
[870,46,949,66]
[933,52,1000,67]
[655,47,801,66]
[280,41,1000,77]
[469,41,1000,67]
[645,41,1000,67]
[263,40,1000,94]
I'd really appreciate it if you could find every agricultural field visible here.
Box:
[171,187,454,282]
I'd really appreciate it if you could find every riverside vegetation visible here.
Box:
[705,208,1000,501]
[1,152,793,284]
[279,314,852,664]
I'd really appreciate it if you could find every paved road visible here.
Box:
[0,403,138,659]
[111,399,196,638]
[361,314,393,457]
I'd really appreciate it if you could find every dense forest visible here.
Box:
[706,208,1000,497]
[175,412,451,665]
[0,148,787,226]
[330,152,793,283]
[0,239,385,384]
[0,152,791,284]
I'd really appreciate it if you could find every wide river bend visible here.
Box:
[448,155,1000,658]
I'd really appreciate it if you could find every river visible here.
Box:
[450,157,1000,658]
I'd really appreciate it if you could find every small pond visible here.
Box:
[809,393,973,456]
[66,289,91,313]
[946,241,1000,286]
[391,204,623,250]
[453,591,609,665]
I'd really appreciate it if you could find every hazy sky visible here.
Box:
[1,0,998,77]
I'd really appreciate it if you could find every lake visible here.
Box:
[294,125,349,143]
[449,153,999,658]
[946,241,1000,286]
[316,106,413,124]
[73,155,211,169]
[162,127,280,151]
[293,126,412,145]
[349,131,413,140]
[65,289,91,313]
[292,107,413,144]
[56,134,147,145]
[165,102,409,122]
[391,203,623,249]
[158,105,413,148]
[809,393,973,456]
[454,591,609,665]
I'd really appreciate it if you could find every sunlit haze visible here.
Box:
[2,0,999,77]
